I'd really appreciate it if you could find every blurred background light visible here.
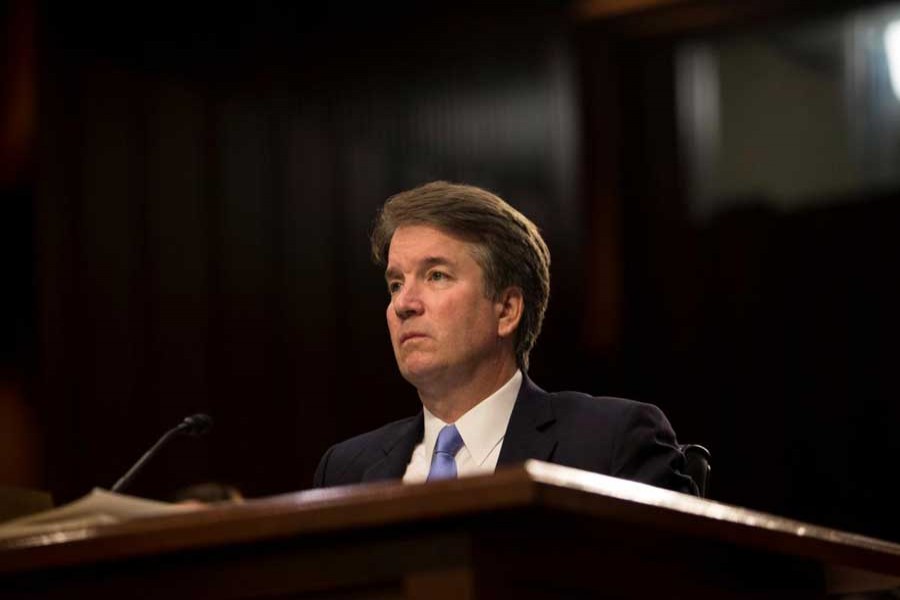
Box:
[885,20,900,100]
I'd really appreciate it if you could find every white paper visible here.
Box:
[0,487,193,542]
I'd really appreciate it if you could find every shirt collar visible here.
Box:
[422,370,523,466]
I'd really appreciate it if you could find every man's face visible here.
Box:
[385,225,508,390]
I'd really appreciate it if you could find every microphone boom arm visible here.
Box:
[111,414,212,494]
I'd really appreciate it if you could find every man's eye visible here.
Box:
[429,271,447,281]
[388,282,402,294]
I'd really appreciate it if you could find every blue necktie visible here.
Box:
[427,424,464,481]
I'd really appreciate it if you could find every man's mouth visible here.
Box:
[400,332,427,344]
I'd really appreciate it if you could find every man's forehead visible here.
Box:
[391,223,462,243]
[384,226,479,274]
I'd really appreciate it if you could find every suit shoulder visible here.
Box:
[327,414,421,457]
[314,414,421,488]
[534,386,693,494]
[548,389,665,421]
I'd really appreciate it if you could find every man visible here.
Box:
[314,181,697,495]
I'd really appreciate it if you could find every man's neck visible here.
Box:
[416,356,519,423]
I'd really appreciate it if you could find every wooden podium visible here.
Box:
[2,461,900,598]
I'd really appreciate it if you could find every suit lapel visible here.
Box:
[360,375,555,481]
[361,413,424,482]
[497,375,557,467]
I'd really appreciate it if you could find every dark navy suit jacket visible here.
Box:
[313,375,698,495]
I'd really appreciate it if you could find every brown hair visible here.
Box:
[371,181,550,371]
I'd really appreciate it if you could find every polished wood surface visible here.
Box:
[2,461,899,598]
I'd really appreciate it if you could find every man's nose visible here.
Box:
[393,281,424,320]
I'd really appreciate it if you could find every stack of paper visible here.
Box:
[0,488,193,542]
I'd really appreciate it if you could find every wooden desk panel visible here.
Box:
[1,461,898,598]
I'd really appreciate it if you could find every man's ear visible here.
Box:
[496,287,524,338]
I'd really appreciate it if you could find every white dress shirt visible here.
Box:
[402,370,523,483]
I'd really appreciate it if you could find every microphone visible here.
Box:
[179,413,213,436]
[111,413,213,494]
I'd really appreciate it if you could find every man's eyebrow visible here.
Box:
[384,256,455,281]
[384,266,401,281]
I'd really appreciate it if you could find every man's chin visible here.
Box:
[397,360,444,388]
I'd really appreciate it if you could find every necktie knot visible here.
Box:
[427,424,464,481]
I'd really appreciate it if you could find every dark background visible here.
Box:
[2,0,898,543]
